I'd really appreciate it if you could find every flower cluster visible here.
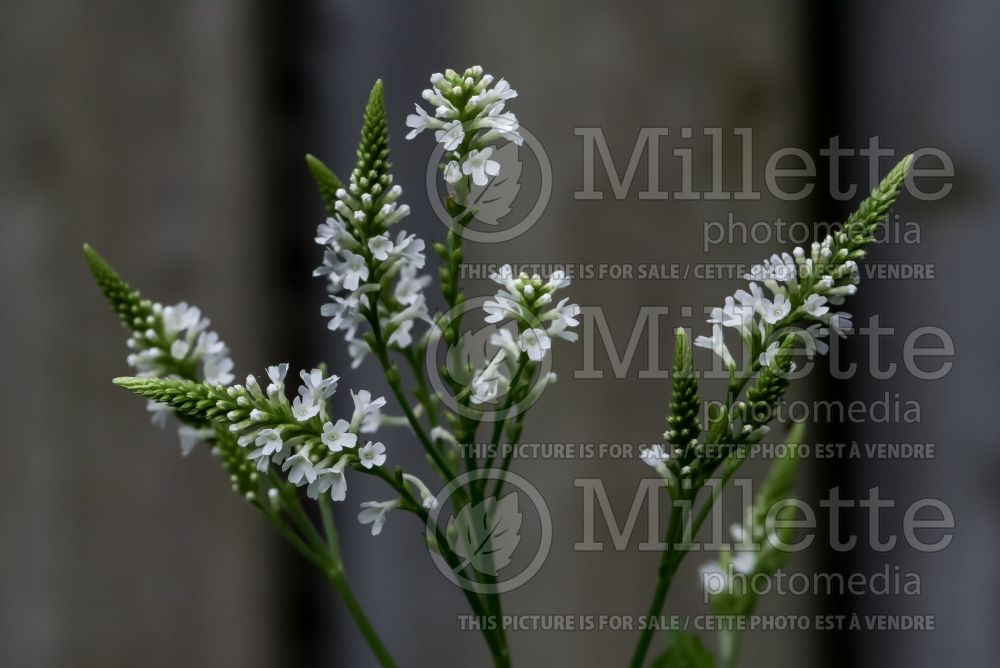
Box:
[117,368,392,503]
[406,66,523,187]
[695,242,856,372]
[693,156,913,376]
[84,245,235,455]
[313,83,431,368]
[125,302,235,386]
[233,365,388,502]
[470,266,580,404]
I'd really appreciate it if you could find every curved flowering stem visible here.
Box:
[85,246,400,667]
[93,68,579,668]
[629,156,913,668]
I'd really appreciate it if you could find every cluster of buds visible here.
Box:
[406,66,523,187]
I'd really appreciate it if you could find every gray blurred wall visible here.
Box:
[1,0,993,667]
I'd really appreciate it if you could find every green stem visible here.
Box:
[365,303,456,482]
[720,626,743,668]
[629,499,686,668]
[324,567,398,668]
[369,466,507,663]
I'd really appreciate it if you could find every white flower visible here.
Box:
[351,390,387,431]
[547,269,571,290]
[358,441,387,469]
[694,324,735,369]
[307,458,349,501]
[698,562,729,595]
[405,103,437,139]
[177,425,213,457]
[299,368,338,401]
[393,231,426,269]
[282,450,318,486]
[829,312,853,338]
[336,250,370,291]
[347,337,370,369]
[146,400,170,429]
[803,323,830,357]
[519,327,551,362]
[709,296,754,330]
[435,121,465,151]
[202,354,234,385]
[461,147,501,186]
[698,525,758,596]
[759,293,791,325]
[357,500,401,536]
[471,357,510,404]
[546,298,580,342]
[322,419,357,452]
[758,341,781,368]
[388,319,414,348]
[291,395,320,422]
[367,234,394,261]
[443,160,462,183]
[403,473,438,509]
[394,265,431,306]
[315,217,346,245]
[265,363,289,395]
[733,282,764,309]
[803,293,829,318]
[254,428,284,457]
[640,444,669,467]
[170,340,190,359]
[321,294,364,334]
[483,294,519,324]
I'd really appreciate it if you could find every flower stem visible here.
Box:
[629,501,686,668]
[318,496,398,667]
[324,566,398,668]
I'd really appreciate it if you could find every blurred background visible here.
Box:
[1,0,995,666]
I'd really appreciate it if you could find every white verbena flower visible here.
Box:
[694,324,736,369]
[282,450,318,486]
[322,418,358,452]
[307,458,350,502]
[640,444,670,468]
[357,499,402,536]
[519,327,551,362]
[462,147,501,186]
[358,441,387,469]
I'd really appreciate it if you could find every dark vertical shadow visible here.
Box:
[804,3,857,668]
[252,0,330,664]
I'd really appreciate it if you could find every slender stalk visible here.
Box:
[324,567,398,668]
[719,626,743,668]
[365,303,456,482]
[629,500,686,668]
[316,496,398,668]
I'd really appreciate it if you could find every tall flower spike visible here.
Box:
[352,81,392,230]
[305,154,345,217]
[114,371,388,501]
[84,244,155,333]
[663,328,702,472]
[407,66,523,188]
[310,80,429,369]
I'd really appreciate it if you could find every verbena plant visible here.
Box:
[85,66,911,668]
